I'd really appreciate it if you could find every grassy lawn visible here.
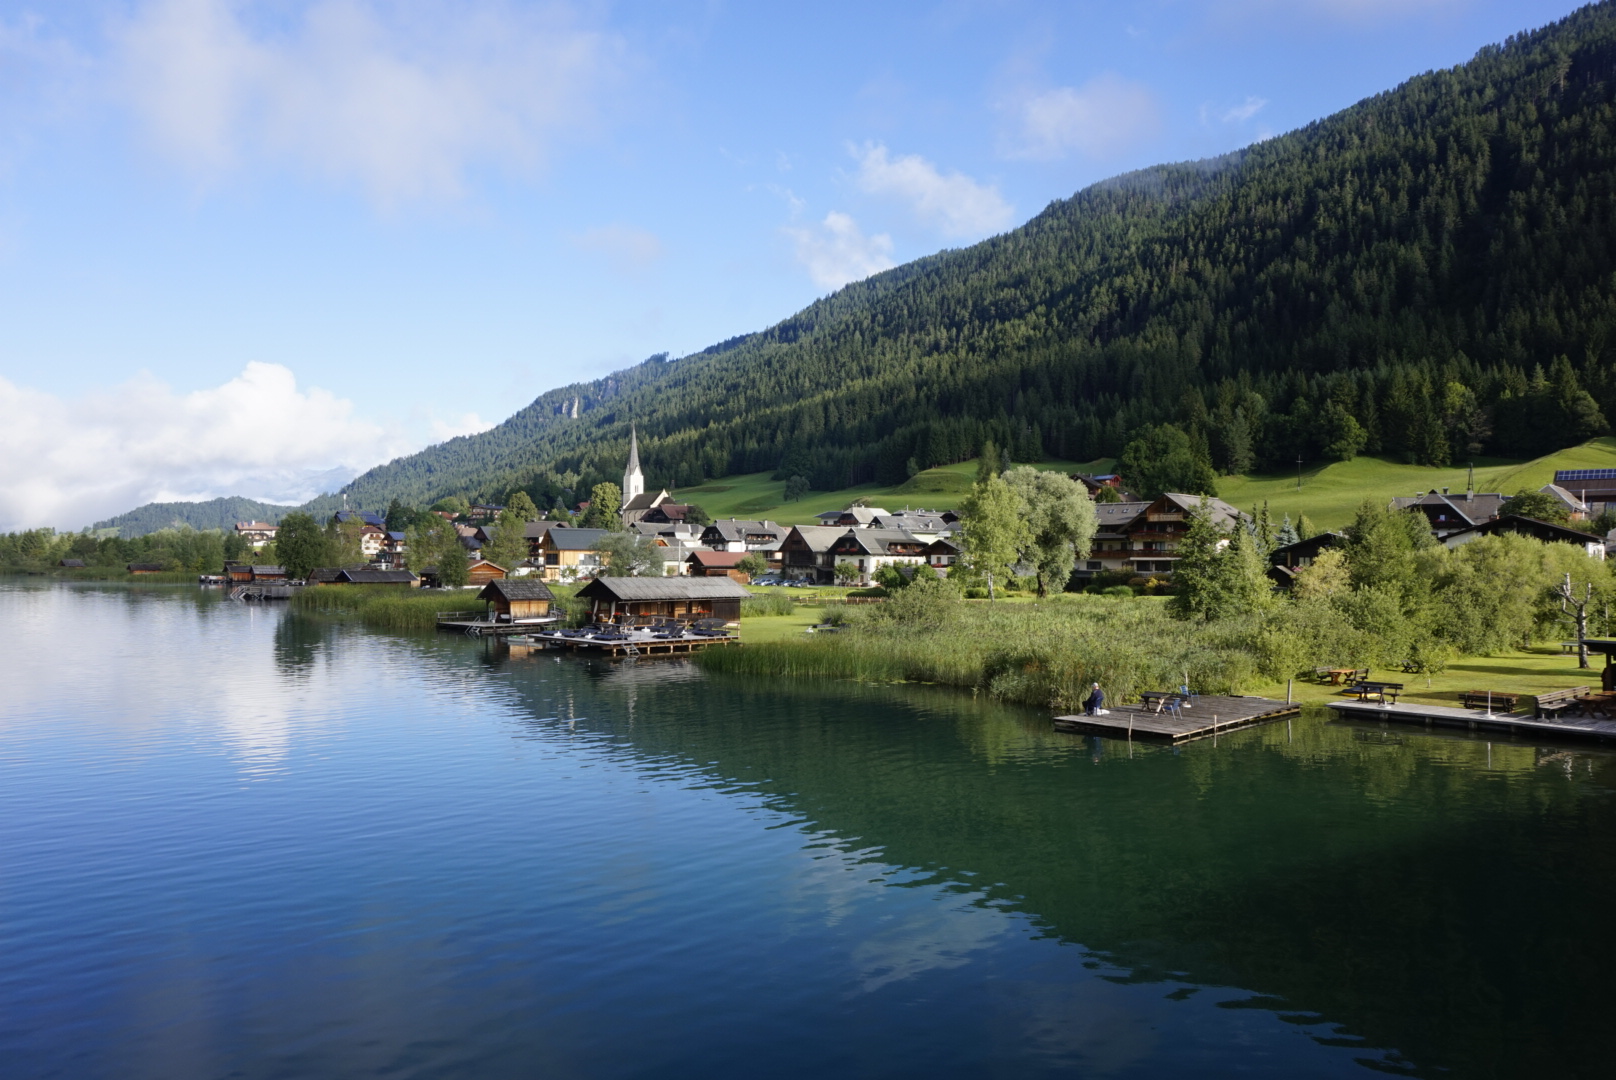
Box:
[664,437,1616,532]
[1247,645,1605,709]
[736,609,822,643]
[1217,437,1616,531]
[674,458,1108,524]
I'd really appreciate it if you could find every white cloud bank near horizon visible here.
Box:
[0,362,415,532]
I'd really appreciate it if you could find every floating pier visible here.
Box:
[1328,700,1616,743]
[435,615,561,637]
[518,627,738,657]
[1054,694,1300,744]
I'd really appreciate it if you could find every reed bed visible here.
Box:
[289,586,455,629]
[701,594,1261,712]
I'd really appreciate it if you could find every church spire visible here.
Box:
[622,425,645,509]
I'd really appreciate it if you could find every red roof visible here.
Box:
[686,550,747,568]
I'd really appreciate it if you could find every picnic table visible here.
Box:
[1348,681,1404,704]
[1459,690,1520,711]
[1138,691,1190,716]
[1561,641,1585,654]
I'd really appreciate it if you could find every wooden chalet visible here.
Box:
[923,537,961,569]
[686,549,751,581]
[537,527,611,582]
[828,528,928,584]
[1267,532,1345,588]
[252,565,288,582]
[478,579,556,622]
[576,576,751,623]
[224,562,255,583]
[522,519,565,558]
[467,559,507,586]
[127,563,165,574]
[57,558,86,568]
[1441,514,1607,558]
[780,525,850,583]
[639,502,692,525]
[1390,490,1508,538]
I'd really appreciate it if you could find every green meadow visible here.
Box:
[672,437,1616,531]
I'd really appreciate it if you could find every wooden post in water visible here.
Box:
[1287,679,1293,704]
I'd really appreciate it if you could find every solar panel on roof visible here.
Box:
[1555,469,1616,481]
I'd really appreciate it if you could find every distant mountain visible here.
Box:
[93,497,301,539]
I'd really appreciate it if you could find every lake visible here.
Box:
[4,582,1615,1078]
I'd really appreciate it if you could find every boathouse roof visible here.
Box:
[576,576,751,602]
[478,579,555,602]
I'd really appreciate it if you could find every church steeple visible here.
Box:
[622,426,645,508]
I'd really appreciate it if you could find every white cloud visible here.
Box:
[1005,74,1162,161]
[783,211,895,291]
[0,362,407,531]
[851,143,1013,239]
[571,223,665,272]
[113,0,623,205]
[429,411,496,441]
[1221,95,1268,123]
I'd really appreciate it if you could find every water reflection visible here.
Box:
[7,584,1616,1079]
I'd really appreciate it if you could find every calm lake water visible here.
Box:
[4,583,1616,1079]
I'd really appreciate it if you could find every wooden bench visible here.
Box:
[1460,690,1520,711]
[1535,687,1592,719]
[1349,681,1404,704]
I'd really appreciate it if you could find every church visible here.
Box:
[618,427,676,525]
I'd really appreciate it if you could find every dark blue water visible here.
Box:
[4,583,1616,1078]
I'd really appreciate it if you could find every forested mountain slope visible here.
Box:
[334,2,1616,512]
[92,496,298,539]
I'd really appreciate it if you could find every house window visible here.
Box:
[1086,561,1102,571]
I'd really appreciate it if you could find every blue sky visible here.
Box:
[0,0,1587,529]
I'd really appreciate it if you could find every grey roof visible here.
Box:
[522,519,563,539]
[1090,501,1151,534]
[1540,484,1590,511]
[577,576,752,601]
[815,507,889,525]
[479,579,555,601]
[1158,493,1247,528]
[625,425,641,476]
[784,524,851,552]
[622,489,670,512]
[832,528,929,555]
[1390,491,1507,527]
[703,519,784,543]
[545,527,613,550]
[1440,514,1601,548]
[308,567,345,583]
[338,569,418,584]
[873,512,950,531]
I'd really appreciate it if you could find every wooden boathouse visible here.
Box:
[480,579,556,622]
[576,576,750,624]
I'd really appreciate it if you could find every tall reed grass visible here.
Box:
[698,594,1261,711]
[289,584,583,630]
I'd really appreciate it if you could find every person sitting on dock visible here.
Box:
[1084,683,1105,716]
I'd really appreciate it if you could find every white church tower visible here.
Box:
[622,426,645,509]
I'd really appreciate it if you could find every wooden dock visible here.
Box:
[520,631,738,657]
[436,618,560,637]
[1054,694,1300,744]
[1328,700,1616,743]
